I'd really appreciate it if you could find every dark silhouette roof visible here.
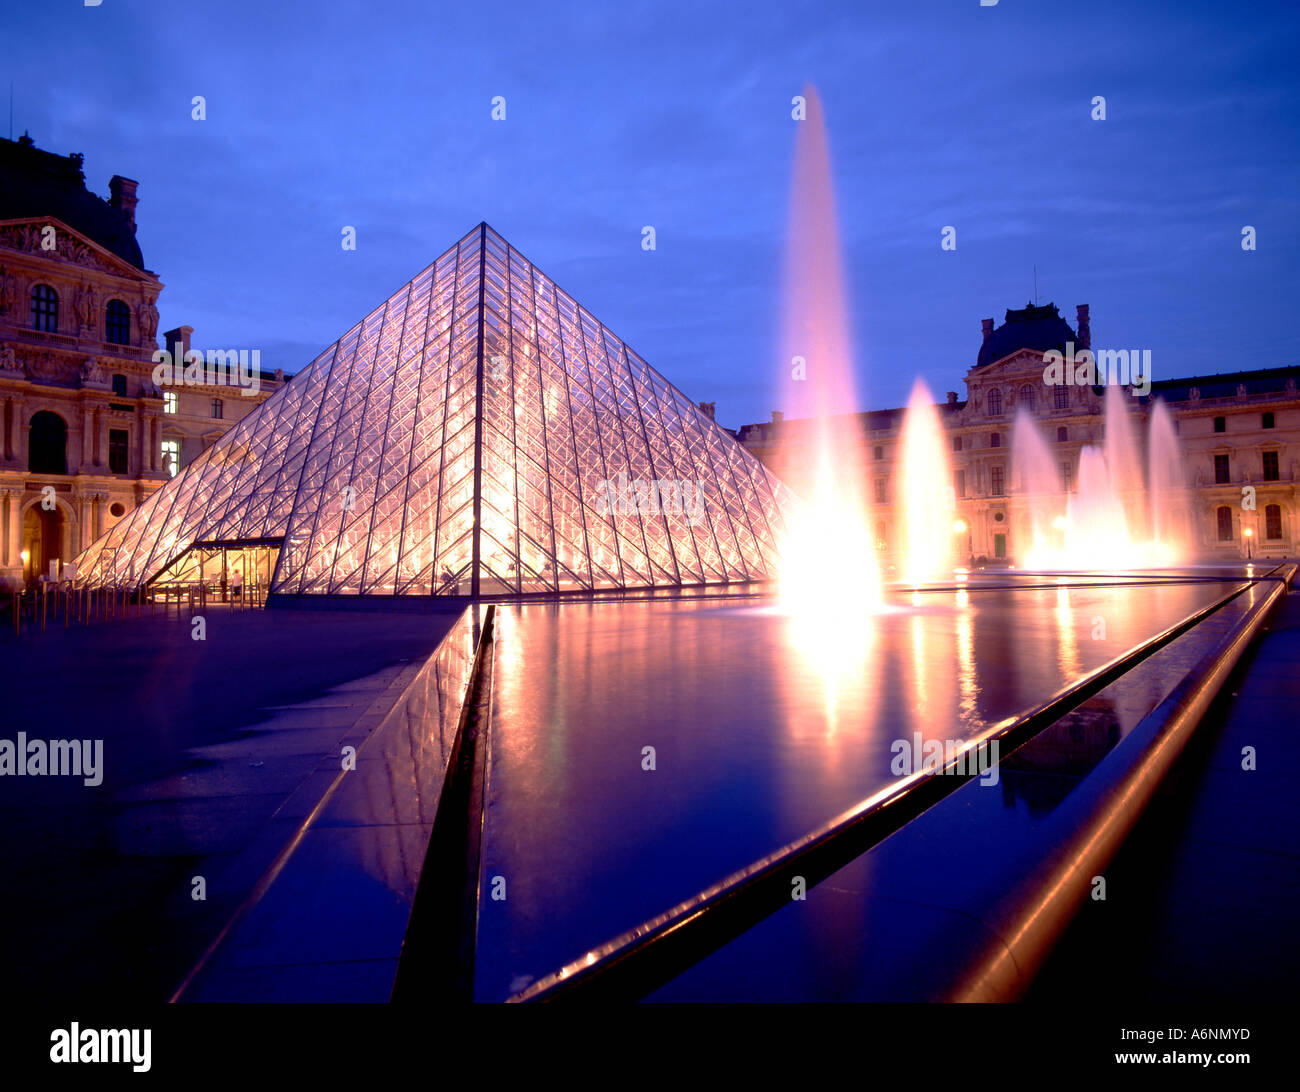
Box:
[976,302,1077,368]
[1147,364,1300,403]
[0,134,145,270]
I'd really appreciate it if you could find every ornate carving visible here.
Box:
[0,223,124,276]
[0,342,18,375]
[0,264,14,316]
[81,357,106,386]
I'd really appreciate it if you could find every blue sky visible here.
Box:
[3,0,1297,427]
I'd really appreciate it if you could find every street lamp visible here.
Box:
[1244,526,1253,560]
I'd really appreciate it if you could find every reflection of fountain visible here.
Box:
[777,84,880,615]
[1017,388,1191,569]
[897,379,956,585]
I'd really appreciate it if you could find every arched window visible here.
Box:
[105,299,131,345]
[1057,426,1068,442]
[1053,385,1069,410]
[28,411,68,474]
[990,432,1001,448]
[1019,385,1035,411]
[1265,504,1282,540]
[988,388,1002,416]
[112,373,128,397]
[1216,506,1233,542]
[31,284,58,332]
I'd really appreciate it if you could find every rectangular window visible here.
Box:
[211,398,224,419]
[994,533,1006,559]
[990,466,1005,497]
[108,428,128,475]
[1265,504,1282,540]
[1263,412,1275,429]
[955,469,966,499]
[1263,450,1280,481]
[1214,454,1230,484]
[874,478,887,504]
[1061,461,1073,492]
[952,436,962,452]
[1053,385,1069,410]
[161,439,180,478]
[1217,507,1233,541]
[1213,416,1226,433]
[163,391,178,414]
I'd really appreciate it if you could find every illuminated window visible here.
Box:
[161,439,180,478]
[163,391,178,414]
[988,389,1002,416]
[31,284,58,332]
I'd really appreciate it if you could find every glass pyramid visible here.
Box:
[72,224,795,598]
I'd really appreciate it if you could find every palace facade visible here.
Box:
[0,134,286,588]
[737,302,1299,567]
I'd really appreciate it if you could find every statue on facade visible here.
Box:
[140,298,159,341]
[81,357,106,386]
[0,342,18,375]
[0,265,14,316]
[76,282,95,331]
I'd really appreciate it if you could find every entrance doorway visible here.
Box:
[22,504,64,583]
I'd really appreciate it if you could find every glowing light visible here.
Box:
[20,548,30,564]
[952,519,967,535]
[1244,527,1253,538]
[898,378,956,586]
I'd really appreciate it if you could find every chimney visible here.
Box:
[109,175,139,234]
[981,318,995,342]
[946,391,958,406]
[771,410,784,424]
[697,400,716,421]
[164,325,193,367]
[1076,304,1090,350]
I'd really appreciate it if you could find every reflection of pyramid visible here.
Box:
[75,224,794,598]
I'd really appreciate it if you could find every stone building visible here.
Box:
[0,134,285,587]
[738,302,1298,567]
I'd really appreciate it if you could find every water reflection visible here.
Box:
[476,580,1244,1000]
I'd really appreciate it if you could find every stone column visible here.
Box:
[150,416,158,471]
[82,405,94,466]
[96,408,106,467]
[92,493,103,541]
[3,398,11,462]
